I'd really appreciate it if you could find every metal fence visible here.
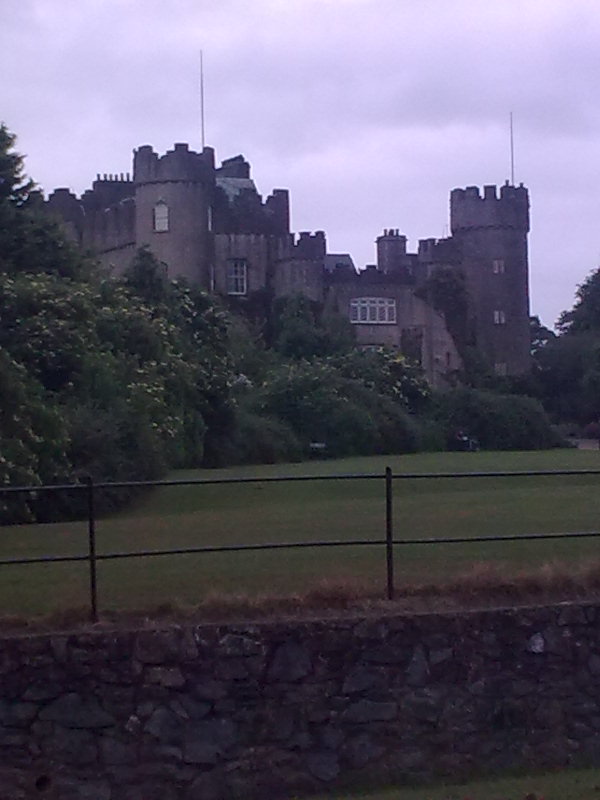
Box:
[2,467,600,622]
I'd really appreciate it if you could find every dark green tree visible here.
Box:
[270,294,354,359]
[557,268,600,334]
[0,123,34,205]
[416,267,473,353]
[530,314,556,356]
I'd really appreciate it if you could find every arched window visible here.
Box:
[153,200,169,232]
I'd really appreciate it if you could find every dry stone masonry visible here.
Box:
[1,602,599,798]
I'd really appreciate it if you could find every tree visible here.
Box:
[0,156,237,503]
[326,347,431,413]
[557,267,600,334]
[270,294,354,359]
[530,314,556,356]
[416,267,473,353]
[535,267,600,423]
[0,123,34,205]
[534,333,600,423]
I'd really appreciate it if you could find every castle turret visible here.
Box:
[376,229,406,271]
[133,143,215,284]
[450,182,530,375]
[376,229,415,281]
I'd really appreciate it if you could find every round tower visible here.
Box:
[133,143,215,285]
[450,182,530,375]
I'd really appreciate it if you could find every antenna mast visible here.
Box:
[509,111,515,185]
[200,50,206,150]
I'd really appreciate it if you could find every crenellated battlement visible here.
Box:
[450,181,529,233]
[133,143,215,185]
[293,230,326,260]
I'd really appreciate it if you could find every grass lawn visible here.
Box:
[308,765,600,799]
[2,448,600,617]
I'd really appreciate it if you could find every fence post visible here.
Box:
[385,466,394,600]
[86,476,98,623]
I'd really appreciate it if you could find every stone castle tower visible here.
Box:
[450,182,530,375]
[133,144,216,286]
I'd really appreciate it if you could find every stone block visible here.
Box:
[343,732,385,768]
[341,699,397,724]
[268,641,312,682]
[218,633,263,657]
[306,750,339,781]
[0,700,38,727]
[341,666,381,694]
[134,630,180,665]
[39,693,114,729]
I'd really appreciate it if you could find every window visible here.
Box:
[227,259,247,295]
[493,310,506,325]
[492,259,505,274]
[153,201,169,232]
[350,297,396,324]
[494,362,508,376]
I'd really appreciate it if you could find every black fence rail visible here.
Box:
[1,467,600,622]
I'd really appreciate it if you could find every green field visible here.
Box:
[3,448,600,617]
[308,765,600,799]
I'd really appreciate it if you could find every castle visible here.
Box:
[46,142,531,385]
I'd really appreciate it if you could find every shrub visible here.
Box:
[231,410,302,464]
[434,388,558,450]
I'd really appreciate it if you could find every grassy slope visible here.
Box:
[309,765,600,799]
[3,449,600,615]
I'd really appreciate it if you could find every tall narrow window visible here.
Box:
[153,201,169,232]
[227,259,247,295]
[492,259,505,274]
[493,310,506,325]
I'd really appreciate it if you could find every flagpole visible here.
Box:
[200,50,205,150]
[510,111,515,185]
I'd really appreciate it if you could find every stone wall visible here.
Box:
[2,602,600,799]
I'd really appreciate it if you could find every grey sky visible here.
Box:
[3,0,600,328]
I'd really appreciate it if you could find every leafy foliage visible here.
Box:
[434,387,558,451]
[532,268,600,425]
[326,347,431,413]
[255,359,420,457]
[0,123,34,205]
[0,127,236,515]
[270,293,355,359]
[530,314,556,356]
[557,268,600,334]
[416,266,473,353]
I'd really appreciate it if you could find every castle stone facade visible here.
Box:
[46,142,531,384]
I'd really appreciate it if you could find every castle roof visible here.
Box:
[324,253,356,273]
[216,176,257,203]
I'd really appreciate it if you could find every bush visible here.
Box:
[231,410,302,464]
[415,418,448,452]
[434,388,558,451]
[255,360,420,459]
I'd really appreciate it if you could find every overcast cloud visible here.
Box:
[3,0,600,327]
